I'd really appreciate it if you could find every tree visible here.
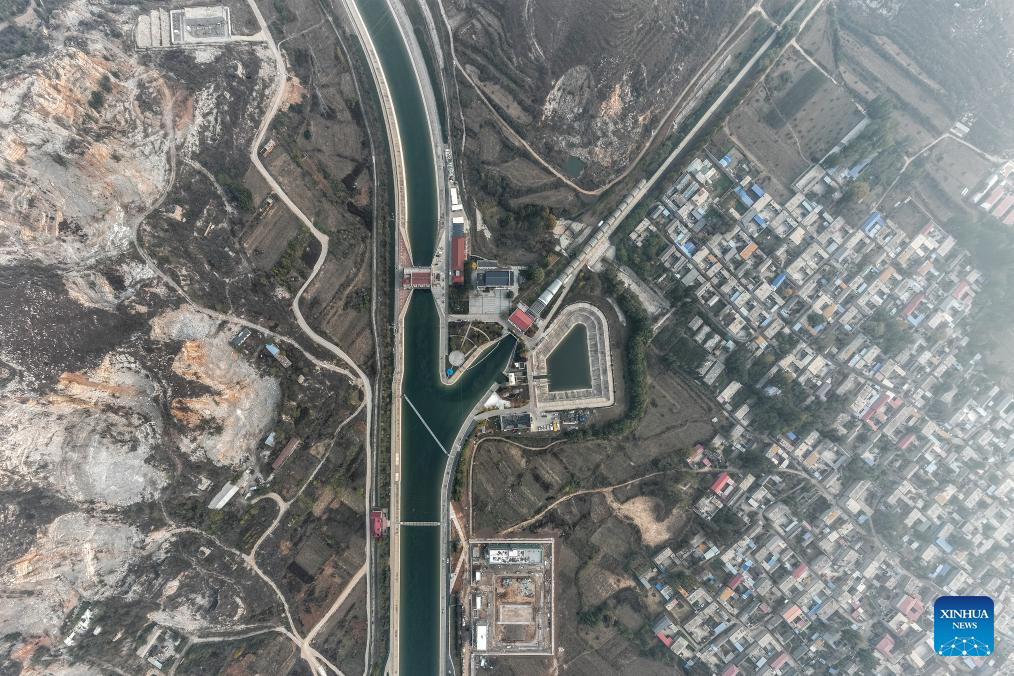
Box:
[840,627,862,648]
[844,180,871,204]
[725,346,751,383]
[700,509,746,544]
[866,309,910,357]
[216,172,254,212]
[746,352,776,385]
[842,457,875,483]
[867,94,896,120]
[664,336,707,372]
[737,449,774,473]
[857,648,877,672]
[88,90,105,111]
[810,395,845,431]
[528,266,544,284]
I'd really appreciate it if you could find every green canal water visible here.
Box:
[564,154,586,178]
[355,1,516,672]
[547,324,592,391]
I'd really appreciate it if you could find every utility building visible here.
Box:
[208,482,239,510]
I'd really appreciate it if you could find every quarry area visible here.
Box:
[445,0,1014,674]
[0,0,378,672]
[0,0,1012,671]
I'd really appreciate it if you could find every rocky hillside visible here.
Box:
[447,0,751,184]
[0,0,363,671]
[0,26,170,266]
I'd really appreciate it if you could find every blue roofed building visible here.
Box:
[735,186,754,207]
[861,212,885,236]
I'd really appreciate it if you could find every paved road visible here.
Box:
[582,0,822,269]
[876,131,1010,209]
[535,0,815,334]
[327,0,412,674]
[437,385,500,674]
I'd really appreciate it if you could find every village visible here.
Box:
[582,115,1012,672]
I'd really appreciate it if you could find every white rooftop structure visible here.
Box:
[488,545,543,565]
[208,482,239,510]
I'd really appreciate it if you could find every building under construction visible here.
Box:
[466,539,554,657]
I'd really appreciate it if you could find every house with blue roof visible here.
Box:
[735,186,754,207]
[861,212,885,236]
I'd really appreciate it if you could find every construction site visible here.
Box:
[465,539,554,659]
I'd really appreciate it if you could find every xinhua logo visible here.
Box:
[934,596,994,657]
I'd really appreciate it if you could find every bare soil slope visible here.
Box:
[449,0,751,185]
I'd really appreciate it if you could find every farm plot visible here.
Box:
[727,47,864,196]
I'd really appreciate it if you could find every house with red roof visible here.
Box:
[875,633,895,658]
[770,652,790,671]
[370,510,387,538]
[897,595,924,622]
[897,432,917,450]
[711,472,736,499]
[791,563,809,580]
[451,235,466,285]
[508,308,534,333]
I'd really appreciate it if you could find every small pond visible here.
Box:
[564,154,586,178]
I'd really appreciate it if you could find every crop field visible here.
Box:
[242,199,301,269]
[471,490,694,674]
[470,360,716,536]
[916,138,994,206]
[795,3,837,74]
[727,47,863,196]
[837,0,1014,153]
[884,197,932,237]
[833,27,949,147]
[310,252,374,367]
[462,97,577,264]
[878,137,993,236]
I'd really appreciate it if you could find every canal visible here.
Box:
[354,0,516,672]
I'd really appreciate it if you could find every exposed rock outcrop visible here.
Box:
[0,28,170,266]
[0,513,143,639]
[0,353,166,506]
[153,306,280,468]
